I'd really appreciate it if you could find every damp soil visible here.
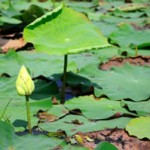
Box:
[67,128,150,150]
[99,56,150,70]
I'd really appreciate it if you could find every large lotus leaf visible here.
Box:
[0,121,87,150]
[23,5,109,55]
[121,100,150,116]
[64,96,133,119]
[39,115,131,136]
[97,64,150,101]
[79,63,150,101]
[0,50,77,77]
[109,24,150,48]
[126,117,150,139]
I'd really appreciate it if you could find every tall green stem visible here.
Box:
[8,0,11,7]
[52,0,56,8]
[25,95,32,134]
[61,54,68,104]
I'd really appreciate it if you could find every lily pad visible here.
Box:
[24,5,109,55]
[95,141,118,150]
[0,50,77,77]
[109,24,150,48]
[97,64,150,101]
[79,63,150,101]
[121,100,150,116]
[65,96,133,119]
[126,117,150,139]
[39,115,132,136]
[0,121,87,150]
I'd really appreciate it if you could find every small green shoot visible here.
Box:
[0,99,12,121]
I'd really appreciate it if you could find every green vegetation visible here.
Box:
[0,0,150,149]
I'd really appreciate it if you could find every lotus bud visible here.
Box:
[16,65,34,96]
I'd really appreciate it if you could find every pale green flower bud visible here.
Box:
[16,65,34,96]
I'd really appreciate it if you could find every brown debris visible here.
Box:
[34,110,58,123]
[67,129,150,150]
[1,37,27,53]
[100,56,150,70]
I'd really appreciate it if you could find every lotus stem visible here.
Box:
[8,0,11,7]
[61,54,68,104]
[52,0,56,8]
[25,95,32,134]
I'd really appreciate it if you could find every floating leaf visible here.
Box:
[16,65,35,96]
[24,5,109,55]
[95,141,118,150]
[40,115,131,136]
[109,24,150,48]
[65,96,133,119]
[79,64,150,101]
[126,117,150,139]
[0,121,82,150]
[98,64,150,101]
[110,3,148,12]
[121,100,150,116]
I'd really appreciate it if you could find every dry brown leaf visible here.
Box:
[1,37,27,52]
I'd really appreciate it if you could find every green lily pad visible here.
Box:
[24,5,109,55]
[0,16,22,24]
[97,64,150,101]
[121,100,150,116]
[95,141,118,150]
[65,96,133,119]
[0,121,87,150]
[126,117,150,139]
[40,115,131,136]
[111,9,145,18]
[110,3,148,12]
[109,24,150,48]
[0,50,77,77]
[79,63,150,101]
